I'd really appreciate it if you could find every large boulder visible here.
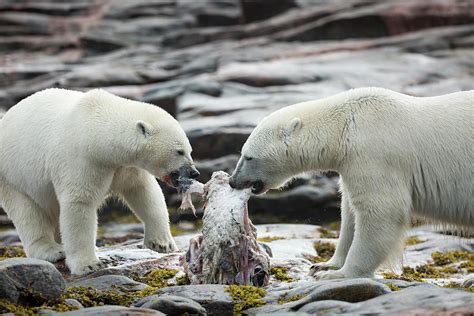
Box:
[60,305,164,315]
[134,295,206,315]
[0,258,66,304]
[68,275,148,292]
[154,284,233,314]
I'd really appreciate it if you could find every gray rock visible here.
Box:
[0,258,66,303]
[155,284,233,314]
[68,275,148,292]
[134,295,206,315]
[60,305,164,315]
[64,299,84,309]
[290,278,391,310]
[298,300,352,314]
[310,285,474,315]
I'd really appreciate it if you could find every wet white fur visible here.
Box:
[0,89,194,275]
[241,87,473,279]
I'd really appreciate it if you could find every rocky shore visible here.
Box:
[1,223,473,314]
[1,0,473,314]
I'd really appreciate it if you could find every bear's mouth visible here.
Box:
[161,171,180,188]
[170,171,180,187]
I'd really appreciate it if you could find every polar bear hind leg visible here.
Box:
[315,178,411,279]
[0,184,65,262]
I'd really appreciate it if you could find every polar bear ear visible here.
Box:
[136,120,154,137]
[285,117,302,136]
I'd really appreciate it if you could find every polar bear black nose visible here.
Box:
[190,170,200,179]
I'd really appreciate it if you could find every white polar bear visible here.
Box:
[0,88,199,275]
[230,87,473,279]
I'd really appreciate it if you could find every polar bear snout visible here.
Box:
[169,165,200,185]
[229,176,265,194]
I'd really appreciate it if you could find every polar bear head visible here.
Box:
[134,114,199,187]
[230,112,304,194]
[82,90,199,187]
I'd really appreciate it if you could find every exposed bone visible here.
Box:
[179,171,270,287]
[178,177,205,215]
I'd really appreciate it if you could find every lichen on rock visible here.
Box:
[225,284,267,312]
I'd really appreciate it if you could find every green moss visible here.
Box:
[277,293,302,304]
[327,221,341,231]
[256,236,286,242]
[0,297,81,314]
[270,266,294,282]
[176,274,191,286]
[0,245,26,259]
[383,250,473,282]
[64,286,130,307]
[225,285,267,313]
[385,283,401,291]
[431,250,471,266]
[318,227,338,239]
[443,282,474,293]
[0,269,179,312]
[0,300,36,315]
[139,268,178,287]
[308,242,336,263]
[405,236,423,246]
[170,224,187,236]
[459,261,474,273]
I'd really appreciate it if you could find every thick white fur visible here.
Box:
[236,87,473,279]
[0,89,195,275]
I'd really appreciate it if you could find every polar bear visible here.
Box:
[230,87,473,279]
[0,88,199,275]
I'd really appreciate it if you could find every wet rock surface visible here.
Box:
[0,0,473,314]
[0,258,66,304]
[134,295,206,315]
[2,0,473,225]
[1,224,472,314]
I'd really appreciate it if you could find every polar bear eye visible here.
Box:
[177,150,185,156]
[245,156,253,161]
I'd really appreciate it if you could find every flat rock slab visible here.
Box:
[60,305,164,315]
[68,275,148,292]
[297,285,474,315]
[155,284,233,314]
[134,294,206,315]
[0,258,65,304]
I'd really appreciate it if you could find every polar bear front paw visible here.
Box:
[309,260,342,276]
[28,243,65,263]
[313,269,348,280]
[67,258,106,276]
[145,235,179,253]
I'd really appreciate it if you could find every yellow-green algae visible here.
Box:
[383,250,474,282]
[176,274,191,285]
[0,269,179,314]
[405,236,423,246]
[318,227,338,239]
[385,283,401,291]
[256,236,286,242]
[277,293,302,304]
[431,250,472,266]
[308,242,336,263]
[443,282,474,293]
[0,245,26,259]
[270,266,294,282]
[138,268,178,287]
[225,285,267,313]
